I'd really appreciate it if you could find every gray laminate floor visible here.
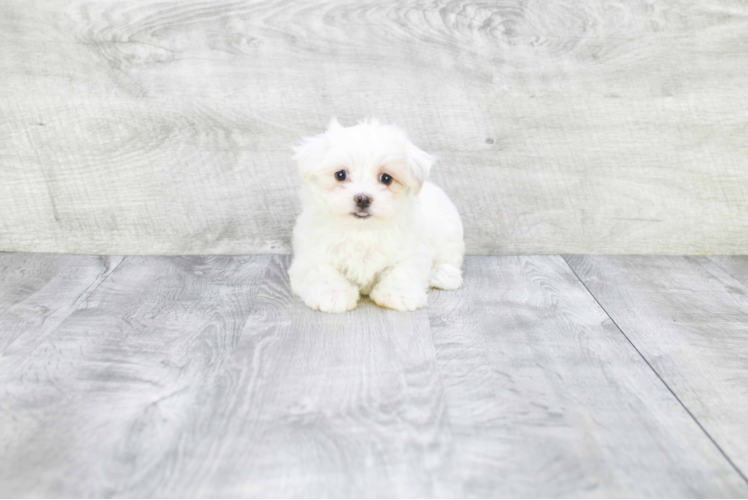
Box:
[1,254,747,498]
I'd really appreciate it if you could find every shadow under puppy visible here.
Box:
[289,118,465,312]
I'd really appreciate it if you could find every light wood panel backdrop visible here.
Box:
[2,0,747,255]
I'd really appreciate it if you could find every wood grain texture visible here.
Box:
[0,255,454,497]
[2,0,748,254]
[0,255,273,497]
[0,253,123,353]
[428,255,748,497]
[566,255,748,479]
[3,254,748,496]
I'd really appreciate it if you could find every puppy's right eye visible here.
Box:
[335,170,347,181]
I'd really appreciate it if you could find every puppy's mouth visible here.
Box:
[352,211,371,219]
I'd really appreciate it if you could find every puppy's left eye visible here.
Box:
[379,173,393,185]
[335,170,347,181]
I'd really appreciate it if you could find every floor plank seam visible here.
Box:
[424,292,459,474]
[560,255,748,485]
[3,256,127,355]
[703,256,748,291]
[65,255,127,314]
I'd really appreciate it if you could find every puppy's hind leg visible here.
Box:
[429,263,463,290]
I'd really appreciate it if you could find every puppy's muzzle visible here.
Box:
[354,193,372,210]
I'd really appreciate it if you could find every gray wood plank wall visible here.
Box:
[2,0,747,255]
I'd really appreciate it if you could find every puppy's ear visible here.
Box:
[292,135,329,183]
[292,118,342,182]
[403,141,433,195]
[327,116,343,132]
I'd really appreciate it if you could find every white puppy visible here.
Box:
[288,118,464,313]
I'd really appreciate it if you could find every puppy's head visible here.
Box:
[293,118,433,221]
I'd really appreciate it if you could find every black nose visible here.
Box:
[354,193,372,209]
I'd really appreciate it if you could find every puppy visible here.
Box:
[288,118,464,313]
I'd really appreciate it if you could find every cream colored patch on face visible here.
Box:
[314,168,348,191]
[378,166,406,194]
[307,160,410,220]
[386,176,406,194]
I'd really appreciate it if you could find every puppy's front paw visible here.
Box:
[304,285,359,313]
[370,285,428,312]
[429,263,463,290]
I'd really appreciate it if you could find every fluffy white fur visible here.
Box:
[288,118,465,313]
